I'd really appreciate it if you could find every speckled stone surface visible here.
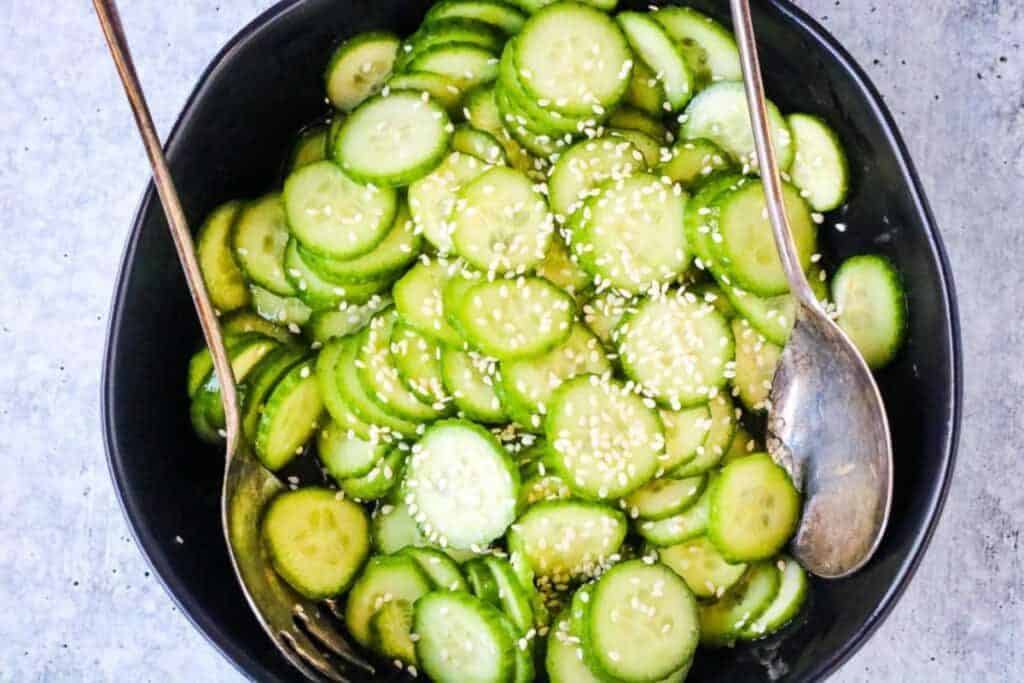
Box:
[0,0,1020,680]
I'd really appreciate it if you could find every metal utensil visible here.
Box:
[93,1,373,678]
[728,0,893,578]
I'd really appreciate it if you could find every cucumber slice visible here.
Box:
[220,309,296,344]
[425,0,527,35]
[496,85,571,159]
[548,136,644,218]
[254,360,323,470]
[465,557,502,605]
[683,173,747,271]
[511,0,618,11]
[231,194,294,296]
[297,202,421,284]
[440,348,508,424]
[514,3,632,117]
[508,500,626,580]
[408,43,500,90]
[498,38,591,137]
[325,32,399,111]
[587,560,699,681]
[711,179,817,296]
[500,612,536,683]
[452,124,508,165]
[283,160,397,260]
[517,470,571,511]
[391,322,450,405]
[692,282,738,320]
[334,334,422,437]
[335,92,452,186]
[454,277,575,360]
[607,105,668,140]
[485,556,534,633]
[658,138,732,188]
[708,453,800,562]
[240,345,310,440]
[393,257,465,346]
[404,420,519,549]
[398,19,504,71]
[346,554,433,648]
[340,447,406,501]
[318,426,388,480]
[570,173,689,294]
[659,404,712,473]
[652,6,742,82]
[409,151,495,253]
[682,81,794,170]
[623,475,706,521]
[499,323,611,429]
[670,393,737,477]
[658,536,748,599]
[373,502,427,554]
[741,555,808,639]
[537,235,592,301]
[699,561,780,646]
[545,374,663,500]
[387,71,464,115]
[261,487,369,599]
[580,290,633,346]
[788,113,850,212]
[451,166,554,274]
[371,598,417,666]
[463,85,538,174]
[399,546,469,592]
[832,254,907,369]
[546,613,602,683]
[358,310,446,422]
[637,482,710,546]
[414,591,518,683]
[284,239,390,311]
[327,114,347,160]
[315,338,377,441]
[721,423,759,466]
[250,285,313,327]
[193,334,280,431]
[615,291,734,408]
[287,124,330,173]
[731,317,782,413]
[197,200,249,312]
[625,60,667,116]
[305,294,390,344]
[721,266,829,346]
[617,12,694,111]
[607,127,662,167]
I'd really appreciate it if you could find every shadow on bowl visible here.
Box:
[102,0,961,680]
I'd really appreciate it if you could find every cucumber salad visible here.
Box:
[186,1,908,680]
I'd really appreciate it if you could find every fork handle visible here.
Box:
[93,0,242,454]
[729,0,818,309]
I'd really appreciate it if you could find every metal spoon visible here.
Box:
[94,1,372,678]
[728,0,893,578]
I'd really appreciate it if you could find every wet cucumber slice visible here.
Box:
[346,554,433,648]
[658,535,748,599]
[414,591,518,683]
[623,475,706,521]
[832,254,907,369]
[254,359,323,470]
[325,31,399,111]
[699,560,781,647]
[741,555,809,640]
[196,200,249,312]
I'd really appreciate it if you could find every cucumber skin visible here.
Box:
[414,591,518,683]
[254,360,324,470]
[832,254,908,369]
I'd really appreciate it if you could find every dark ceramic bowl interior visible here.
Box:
[103,0,961,680]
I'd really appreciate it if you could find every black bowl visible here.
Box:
[102,0,961,680]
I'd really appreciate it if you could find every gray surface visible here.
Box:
[0,0,1020,680]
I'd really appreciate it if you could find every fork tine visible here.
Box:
[281,627,346,682]
[295,606,376,675]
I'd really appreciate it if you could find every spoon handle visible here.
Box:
[93,0,242,455]
[729,0,818,309]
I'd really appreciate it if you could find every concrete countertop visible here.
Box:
[0,0,1020,680]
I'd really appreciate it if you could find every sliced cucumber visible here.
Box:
[197,200,249,312]
[306,295,389,344]
[652,6,742,82]
[287,124,329,173]
[400,546,469,592]
[250,285,313,327]
[231,194,294,296]
[374,501,427,554]
[623,475,706,521]
[345,553,433,647]
[334,333,422,437]
[659,404,712,473]
[616,291,734,408]
[548,135,644,218]
[371,598,417,666]
[545,374,663,500]
[658,536,747,599]
[387,70,464,115]
[508,499,626,580]
[465,557,502,605]
[607,127,662,167]
[398,19,504,71]
[440,348,508,424]
[284,161,397,261]
[340,447,406,501]
[741,555,808,639]
[699,560,780,647]
[832,254,907,369]
[485,556,534,633]
[452,124,508,165]
[325,31,400,111]
[404,420,519,549]
[517,469,571,511]
[587,560,699,681]
[670,393,737,477]
[787,113,850,212]
[393,257,465,346]
[721,266,829,346]
[261,487,369,599]
[514,3,632,117]
[414,591,518,683]
[498,38,592,137]
[390,322,450,405]
[451,166,554,274]
[408,43,500,90]
[318,425,387,480]
[284,239,390,311]
[731,317,782,413]
[637,481,710,546]
[708,453,800,562]
[682,81,794,170]
[658,137,732,188]
[193,334,280,431]
[546,613,601,683]
[569,173,689,294]
[315,338,377,441]
[410,151,495,253]
[254,360,323,470]
[240,345,310,440]
[617,12,694,111]
[721,422,759,466]
[425,0,527,35]
[454,277,574,360]
[220,309,296,344]
[580,290,633,346]
[625,60,667,116]
[607,105,668,140]
[536,235,592,301]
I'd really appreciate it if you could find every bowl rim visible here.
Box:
[101,0,963,680]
